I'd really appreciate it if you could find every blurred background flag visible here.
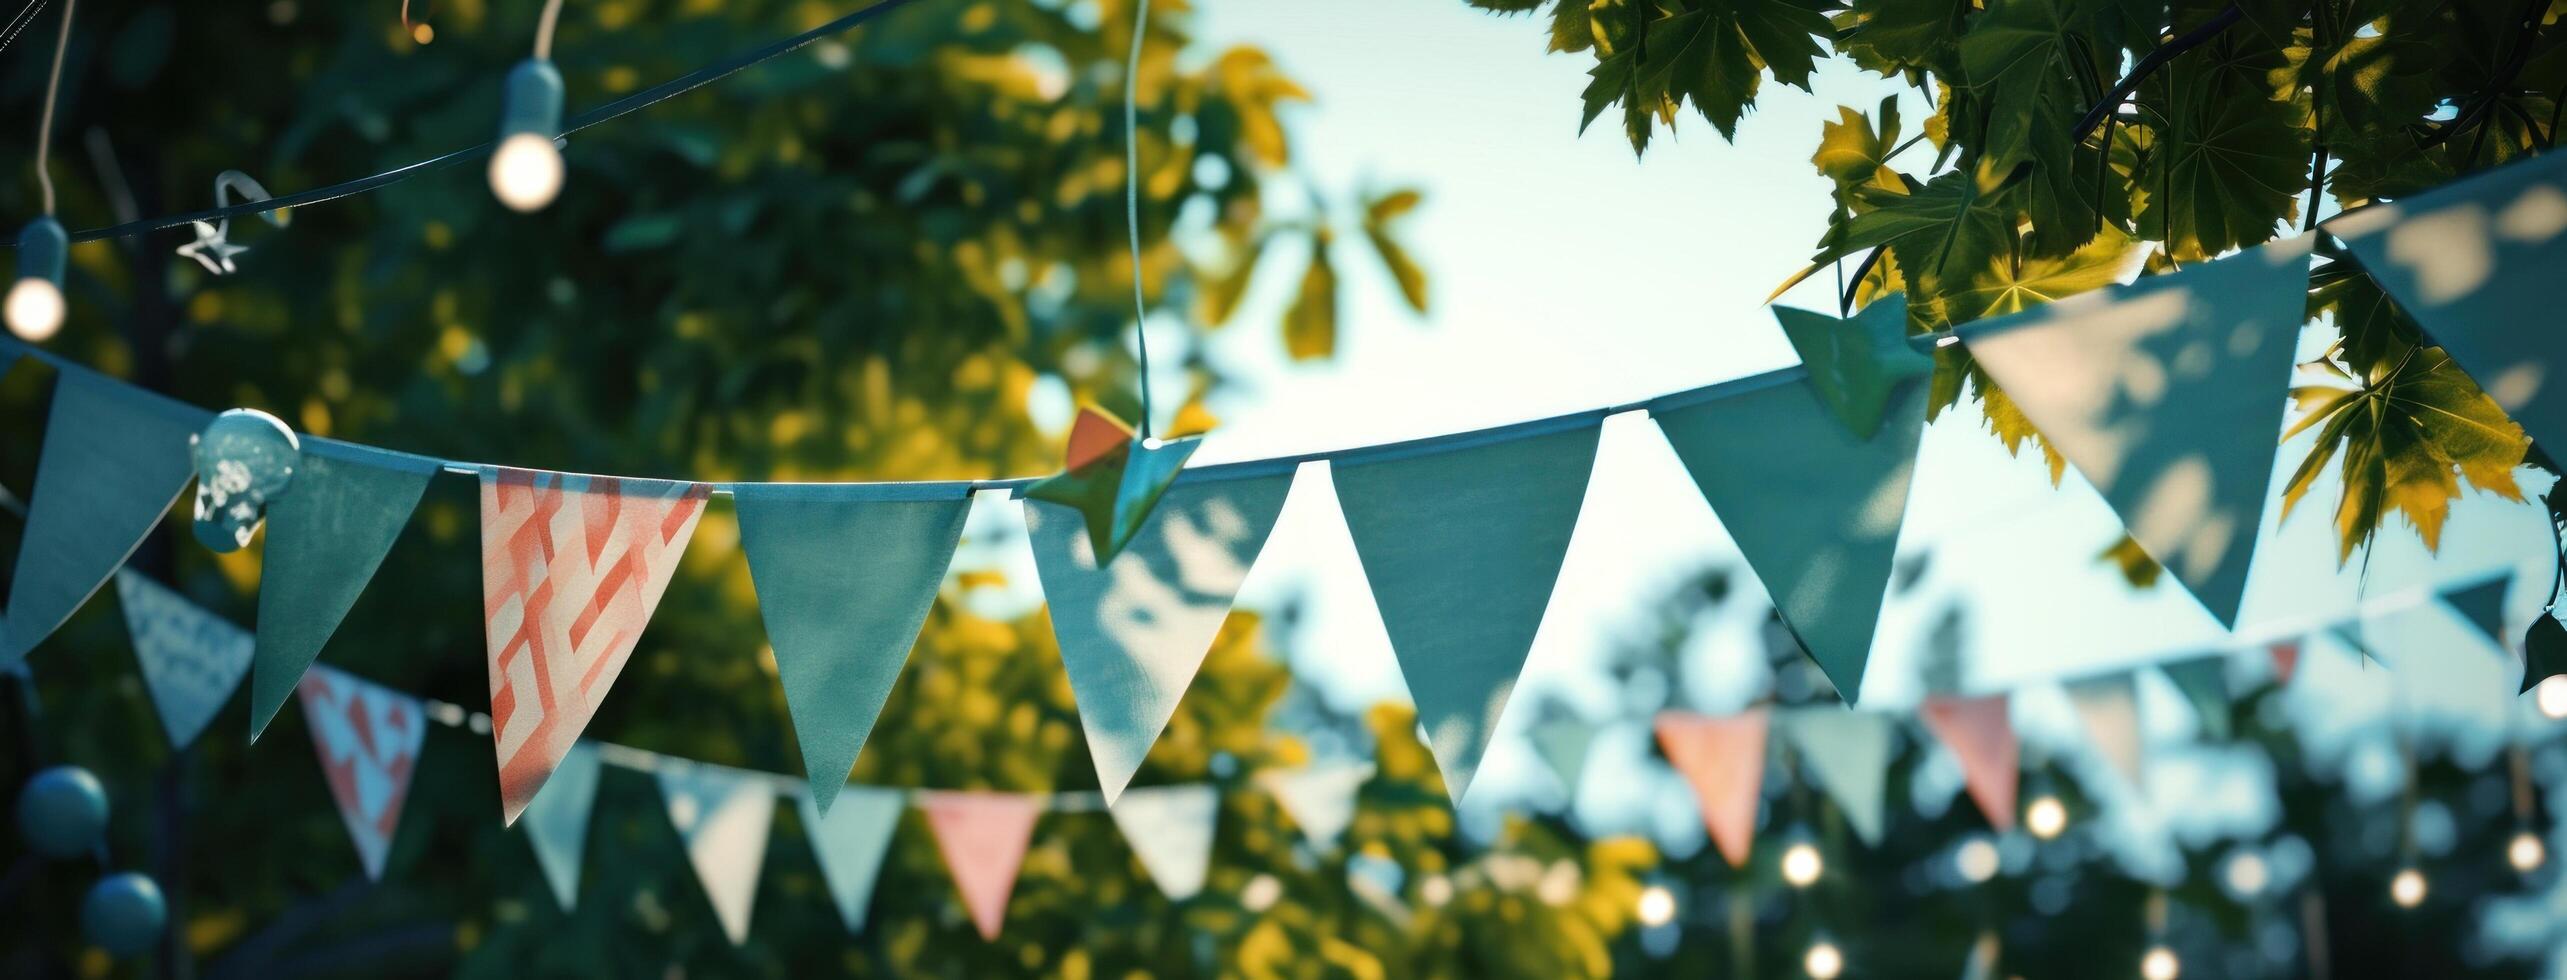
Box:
[656,762,777,946]
[1778,708,1895,846]
[2441,575,2515,648]
[113,571,251,750]
[296,665,428,881]
[1921,695,2020,832]
[1258,762,1369,852]
[2161,656,2233,739]
[795,785,905,934]
[4,370,207,662]
[2064,673,2145,790]
[1530,717,1598,796]
[1656,708,1771,868]
[920,790,1045,942]
[248,440,439,740]
[1106,784,1220,901]
[519,742,604,912]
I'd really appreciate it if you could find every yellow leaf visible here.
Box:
[2099,533,2163,588]
[1283,235,1338,361]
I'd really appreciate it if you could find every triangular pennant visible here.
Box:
[1777,708,1895,846]
[113,571,252,750]
[1773,295,1933,439]
[1107,783,1219,900]
[1022,406,1205,563]
[295,665,428,881]
[2332,150,2567,450]
[2526,616,2567,693]
[2161,656,2232,739]
[657,762,777,945]
[2270,641,2301,685]
[4,371,208,662]
[2330,623,2388,668]
[1954,236,2316,626]
[733,484,969,813]
[1330,420,1600,803]
[2063,673,2144,790]
[249,439,439,740]
[519,741,603,911]
[2442,575,2512,648]
[1259,762,1368,851]
[919,790,1044,941]
[482,468,710,824]
[1921,694,2019,832]
[1656,708,1770,867]
[1530,718,1598,795]
[1027,471,1292,804]
[1653,373,1925,702]
[797,785,904,933]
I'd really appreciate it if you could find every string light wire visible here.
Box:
[531,0,566,60]
[31,0,77,215]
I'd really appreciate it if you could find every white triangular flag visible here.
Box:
[2063,674,2144,791]
[1777,708,1895,846]
[658,762,777,945]
[1107,783,1219,900]
[1259,761,1369,851]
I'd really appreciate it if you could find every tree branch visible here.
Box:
[2070,4,2245,139]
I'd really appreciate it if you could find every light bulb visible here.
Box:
[2025,795,2068,840]
[2537,675,2567,720]
[489,133,564,213]
[2221,852,2270,898]
[2140,945,2180,980]
[2390,867,2427,908]
[1635,884,1676,927]
[1954,837,2000,884]
[1781,842,1823,888]
[6,276,62,340]
[2509,831,2546,873]
[1804,940,1845,979]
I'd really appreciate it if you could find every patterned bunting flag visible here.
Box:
[296,666,429,881]
[113,571,252,750]
[4,370,209,662]
[1027,471,1293,804]
[2161,657,2231,739]
[1106,784,1219,901]
[1956,235,2316,627]
[1652,371,1925,703]
[798,786,905,933]
[249,439,440,740]
[1921,695,2019,832]
[733,483,970,814]
[920,791,1044,941]
[519,742,604,911]
[1529,718,1598,796]
[2333,149,2567,451]
[2442,575,2513,648]
[2063,674,2144,790]
[1656,709,1769,867]
[1330,420,1601,804]
[1777,708,1895,845]
[1259,761,1369,851]
[658,762,777,945]
[482,468,711,824]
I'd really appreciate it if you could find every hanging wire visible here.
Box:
[31,0,78,215]
[1122,0,1156,440]
[0,0,50,59]
[532,0,566,60]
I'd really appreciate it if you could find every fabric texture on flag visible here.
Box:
[113,571,252,749]
[1656,709,1770,867]
[658,762,777,945]
[4,371,208,662]
[920,791,1044,941]
[249,439,439,740]
[296,666,429,880]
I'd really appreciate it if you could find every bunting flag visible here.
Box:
[2332,149,2567,450]
[1022,406,1204,563]
[2270,641,2301,685]
[1921,695,2019,832]
[248,439,440,740]
[1772,295,1932,439]
[1027,471,1293,804]
[1777,708,1894,845]
[1330,420,1601,803]
[1259,761,1368,851]
[658,762,777,945]
[1655,708,1770,868]
[2063,674,2144,790]
[1652,372,1925,703]
[112,571,252,750]
[519,741,604,912]
[1106,783,1219,901]
[2442,575,2512,648]
[2161,656,2232,739]
[733,484,970,813]
[920,790,1044,941]
[296,665,429,881]
[482,468,711,823]
[1529,718,1598,795]
[1955,235,2316,627]
[797,786,904,933]
[4,371,209,663]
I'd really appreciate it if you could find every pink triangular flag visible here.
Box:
[2270,641,2301,685]
[1655,708,1770,867]
[1922,695,2019,832]
[296,665,429,880]
[920,791,1044,940]
[482,468,711,823]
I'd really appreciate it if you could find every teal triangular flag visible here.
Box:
[2441,575,2512,647]
[796,785,904,932]
[1107,783,1219,900]
[2160,656,2231,740]
[1330,420,1600,804]
[1774,295,1931,439]
[248,439,440,740]
[1956,236,2315,626]
[734,483,970,814]
[1530,718,1597,795]
[1026,471,1293,804]
[4,370,208,662]
[2333,150,2567,451]
[113,571,252,749]
[520,741,604,911]
[1777,708,1894,845]
[2330,624,2388,668]
[1653,374,1925,702]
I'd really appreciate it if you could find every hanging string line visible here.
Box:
[4,0,930,247]
[1124,0,1156,439]
[531,0,566,61]
[30,0,77,215]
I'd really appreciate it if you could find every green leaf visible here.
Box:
[1958,0,2110,252]
[1642,9,1765,140]
[1812,99,1904,192]
[2137,75,2309,260]
[1839,0,1967,71]
[2282,343,2530,561]
[1285,232,1340,361]
[1825,164,2020,295]
[1934,226,2141,326]
[1551,0,1598,52]
[1195,232,1269,326]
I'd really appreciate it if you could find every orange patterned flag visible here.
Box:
[1656,708,1771,868]
[1921,694,2020,832]
[482,467,710,823]
[297,665,427,880]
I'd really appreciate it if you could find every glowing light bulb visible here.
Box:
[1635,884,1676,927]
[1781,842,1823,888]
[489,133,564,213]
[6,276,63,340]
[2140,945,2180,980]
[2025,795,2068,840]
[1804,940,1845,979]
[2538,675,2567,720]
[1954,837,2000,884]
[2509,832,2546,873]
[2390,867,2427,908]
[2221,852,2269,898]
